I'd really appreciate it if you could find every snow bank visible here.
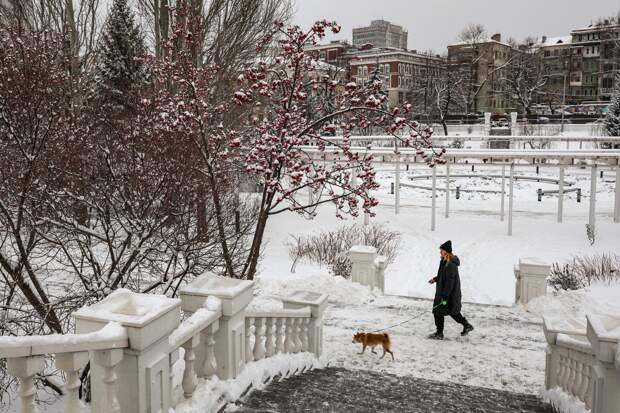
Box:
[171,352,323,413]
[253,272,379,307]
[541,387,590,413]
[525,281,620,330]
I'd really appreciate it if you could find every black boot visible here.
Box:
[428,331,444,340]
[461,324,474,336]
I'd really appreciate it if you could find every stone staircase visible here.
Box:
[228,367,555,413]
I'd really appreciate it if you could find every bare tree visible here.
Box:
[500,42,547,115]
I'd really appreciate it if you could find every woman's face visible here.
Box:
[440,249,447,259]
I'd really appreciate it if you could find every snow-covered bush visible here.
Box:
[286,223,401,277]
[549,253,620,291]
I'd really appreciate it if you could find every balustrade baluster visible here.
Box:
[284,318,296,353]
[265,318,276,357]
[294,319,303,352]
[301,319,310,352]
[253,317,267,360]
[572,358,583,398]
[93,349,123,413]
[246,317,255,362]
[203,324,218,378]
[6,356,44,413]
[567,358,576,396]
[182,335,200,398]
[558,355,567,388]
[56,352,88,413]
[585,370,594,410]
[169,350,179,401]
[577,360,589,403]
[275,318,285,353]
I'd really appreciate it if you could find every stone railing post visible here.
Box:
[179,273,254,380]
[282,291,328,357]
[55,351,89,413]
[74,290,181,413]
[6,356,44,413]
[514,257,549,304]
[348,246,378,289]
[542,317,561,391]
[586,314,620,413]
[373,255,388,293]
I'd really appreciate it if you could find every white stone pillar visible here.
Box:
[74,290,181,413]
[348,246,378,288]
[510,112,518,136]
[395,156,401,215]
[282,291,328,357]
[589,164,597,232]
[179,274,254,380]
[431,166,437,231]
[586,314,620,413]
[558,165,565,223]
[508,163,515,236]
[614,166,620,224]
[484,112,491,135]
[500,165,506,222]
[514,257,549,304]
[445,163,450,219]
[373,256,388,293]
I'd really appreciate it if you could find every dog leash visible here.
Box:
[363,303,443,333]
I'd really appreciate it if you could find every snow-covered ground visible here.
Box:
[261,163,619,306]
[253,273,620,396]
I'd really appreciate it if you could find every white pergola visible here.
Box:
[304,146,620,235]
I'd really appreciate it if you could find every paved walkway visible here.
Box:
[230,367,554,413]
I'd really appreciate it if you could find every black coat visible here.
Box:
[432,256,463,317]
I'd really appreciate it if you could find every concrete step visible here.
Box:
[228,367,554,413]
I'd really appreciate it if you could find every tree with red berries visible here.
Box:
[145,3,443,279]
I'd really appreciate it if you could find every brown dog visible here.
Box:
[352,331,395,360]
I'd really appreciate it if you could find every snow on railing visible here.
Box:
[0,277,327,413]
[0,322,129,413]
[542,315,620,413]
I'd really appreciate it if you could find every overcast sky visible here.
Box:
[293,0,620,52]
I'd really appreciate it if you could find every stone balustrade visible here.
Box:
[543,314,620,413]
[0,276,327,413]
[514,257,550,304]
[348,245,387,293]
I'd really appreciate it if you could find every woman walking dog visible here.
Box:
[428,240,474,340]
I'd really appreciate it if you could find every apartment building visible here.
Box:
[352,20,408,50]
[349,48,445,108]
[569,19,620,103]
[535,36,574,106]
[447,33,514,114]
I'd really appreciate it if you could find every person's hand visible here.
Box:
[428,277,436,284]
[440,299,448,306]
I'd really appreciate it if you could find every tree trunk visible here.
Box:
[244,208,269,280]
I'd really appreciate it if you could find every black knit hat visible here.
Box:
[440,240,452,254]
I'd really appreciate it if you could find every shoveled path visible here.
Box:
[229,367,555,413]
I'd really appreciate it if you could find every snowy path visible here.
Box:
[256,275,548,396]
[321,294,547,395]
[232,367,554,413]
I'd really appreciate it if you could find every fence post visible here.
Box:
[586,315,620,413]
[514,257,549,304]
[74,290,181,413]
[373,255,388,293]
[348,246,378,289]
[179,273,254,380]
[282,292,328,358]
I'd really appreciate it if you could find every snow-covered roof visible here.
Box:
[536,36,572,48]
[448,38,512,48]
